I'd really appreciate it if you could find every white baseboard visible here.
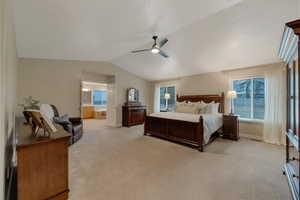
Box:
[115,124,122,128]
[240,133,262,141]
[107,123,122,128]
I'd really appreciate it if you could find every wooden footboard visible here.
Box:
[144,116,204,151]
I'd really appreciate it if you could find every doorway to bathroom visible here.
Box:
[81,81,107,120]
[81,81,108,131]
[80,71,116,132]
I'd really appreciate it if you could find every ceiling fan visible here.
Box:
[131,36,169,58]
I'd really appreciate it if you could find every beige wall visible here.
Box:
[0,0,18,198]
[299,0,300,17]
[151,62,284,140]
[18,58,152,126]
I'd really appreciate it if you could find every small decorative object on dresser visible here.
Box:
[222,114,239,141]
[123,88,146,127]
[24,109,57,138]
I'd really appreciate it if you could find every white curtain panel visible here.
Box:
[153,84,161,113]
[263,66,286,145]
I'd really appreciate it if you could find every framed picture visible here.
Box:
[24,109,57,137]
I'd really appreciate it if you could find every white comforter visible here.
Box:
[149,112,223,144]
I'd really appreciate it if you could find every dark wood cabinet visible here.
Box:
[223,114,239,141]
[122,105,146,127]
[279,19,300,200]
[17,124,70,200]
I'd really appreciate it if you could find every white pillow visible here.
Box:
[197,102,207,114]
[201,102,219,114]
[197,101,208,114]
[213,103,220,113]
[187,101,200,105]
[186,101,207,113]
[175,102,198,114]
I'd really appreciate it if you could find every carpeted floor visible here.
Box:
[69,119,290,200]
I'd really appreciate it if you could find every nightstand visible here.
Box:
[223,114,239,141]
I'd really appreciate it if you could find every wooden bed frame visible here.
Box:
[144,93,225,152]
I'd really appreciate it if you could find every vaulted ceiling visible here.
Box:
[13,0,298,80]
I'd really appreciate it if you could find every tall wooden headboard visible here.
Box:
[176,92,225,113]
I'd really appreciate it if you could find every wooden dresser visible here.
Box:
[223,114,239,141]
[17,124,70,200]
[122,104,146,127]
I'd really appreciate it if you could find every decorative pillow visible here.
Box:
[186,101,205,114]
[175,101,186,111]
[187,101,200,104]
[197,102,208,114]
[53,114,71,125]
[197,101,208,114]
[175,102,198,114]
[176,101,186,105]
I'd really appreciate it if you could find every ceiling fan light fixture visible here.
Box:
[132,35,168,58]
[151,48,160,54]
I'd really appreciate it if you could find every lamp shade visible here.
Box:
[227,90,237,99]
[164,93,171,99]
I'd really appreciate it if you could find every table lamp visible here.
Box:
[227,90,237,115]
[165,93,171,111]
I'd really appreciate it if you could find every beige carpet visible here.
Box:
[69,119,290,200]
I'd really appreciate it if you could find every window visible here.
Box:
[93,90,107,105]
[82,89,107,105]
[232,78,265,120]
[160,86,176,111]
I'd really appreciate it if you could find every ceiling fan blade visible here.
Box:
[159,38,168,48]
[131,49,151,53]
[159,50,169,58]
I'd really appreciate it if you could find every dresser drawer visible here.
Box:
[129,109,145,124]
